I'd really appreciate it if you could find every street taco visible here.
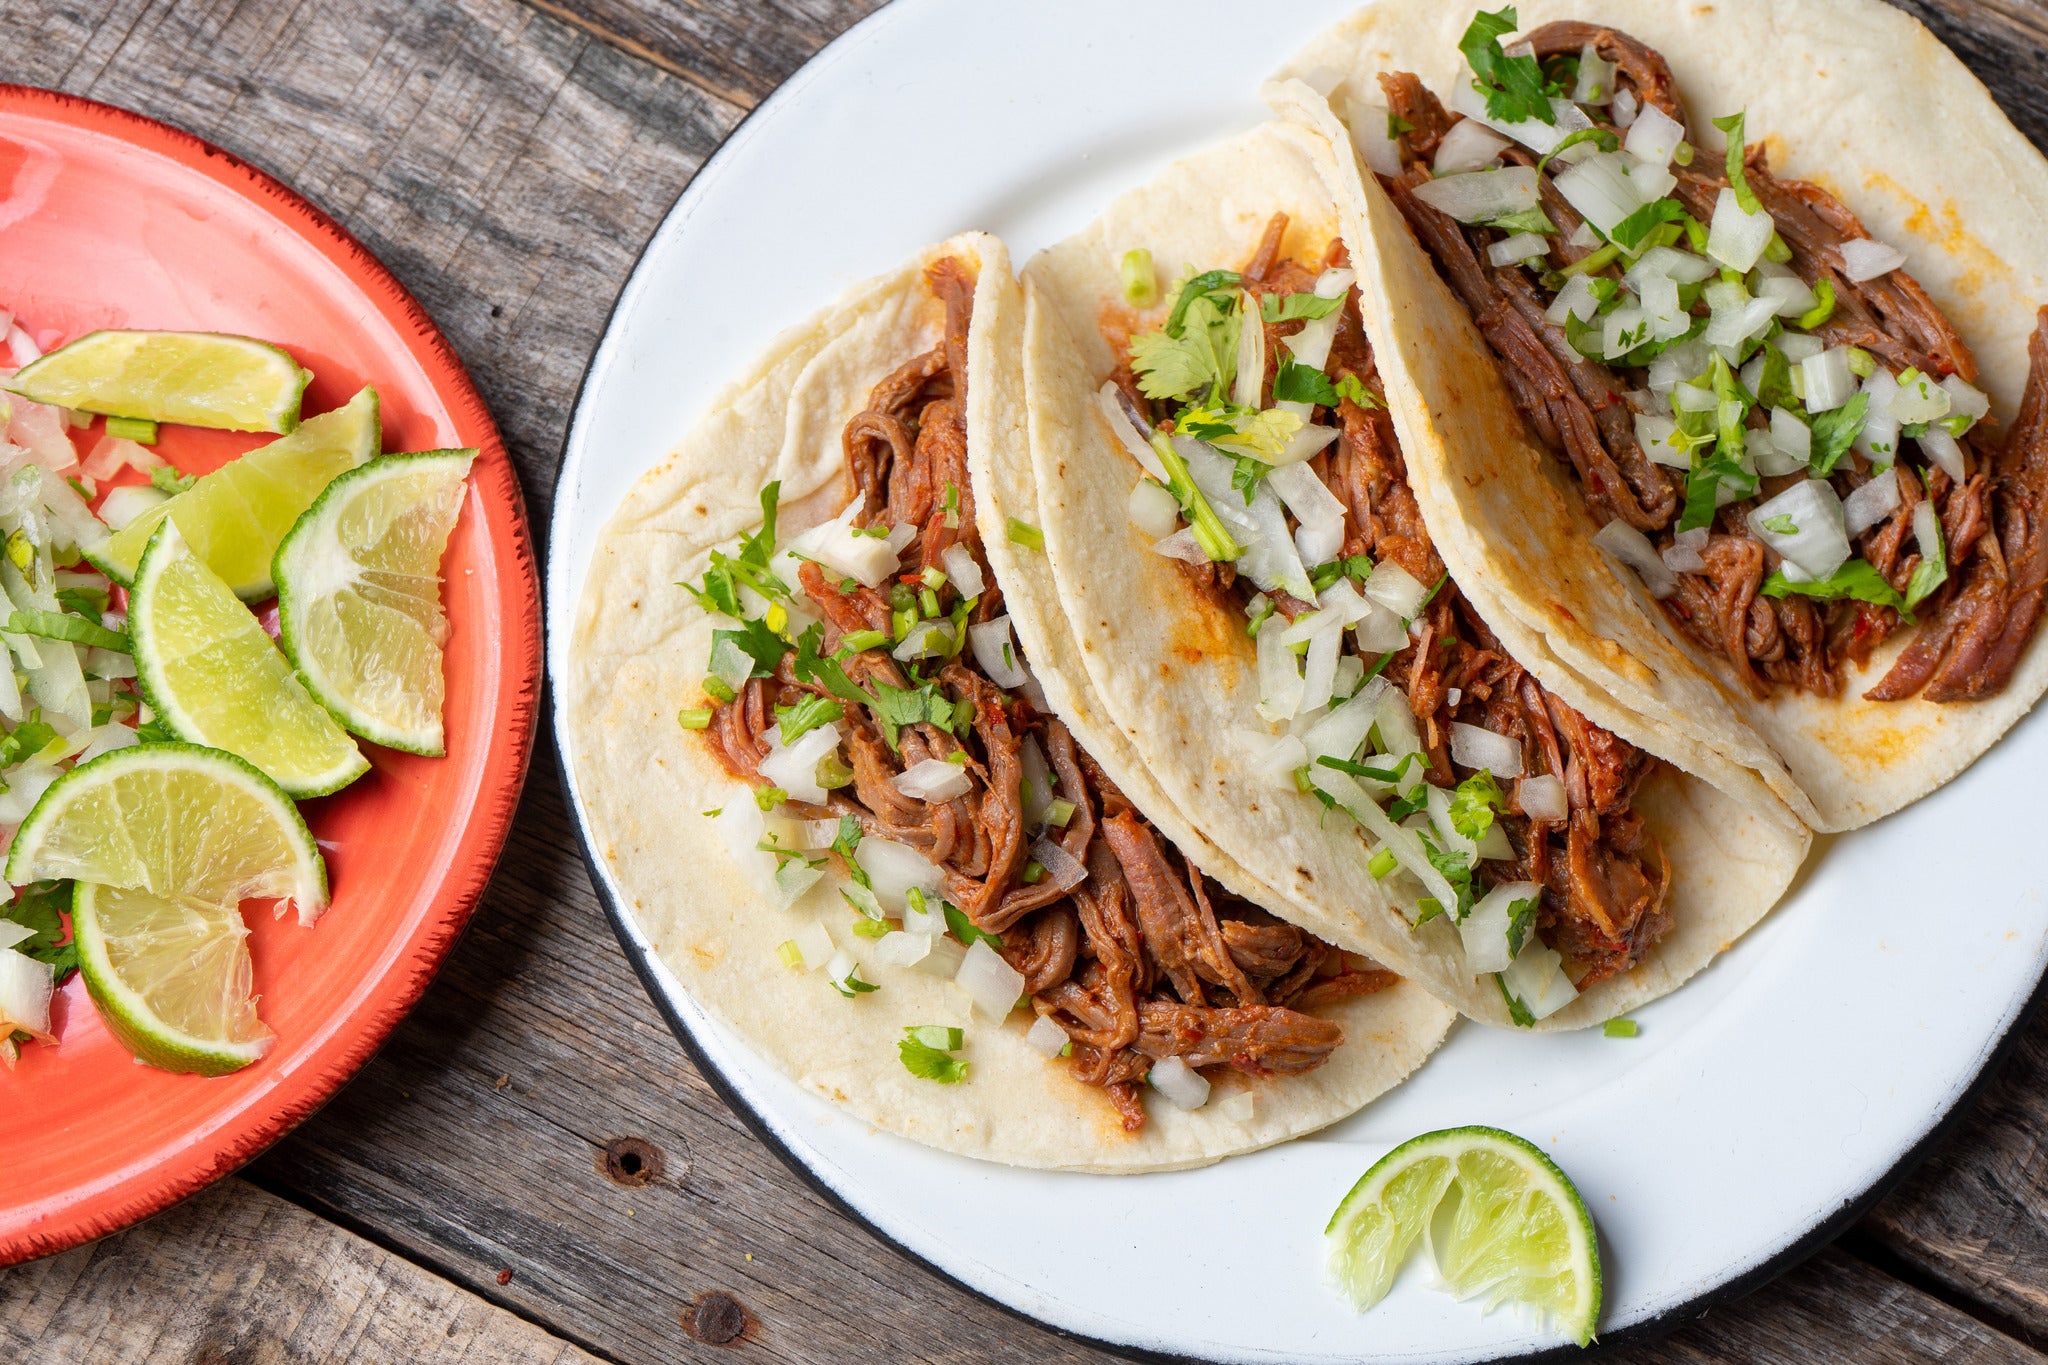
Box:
[566,233,1453,1170]
[1277,1,2048,832]
[1019,122,1808,1030]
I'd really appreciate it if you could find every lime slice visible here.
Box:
[88,385,380,598]
[6,742,326,918]
[275,450,475,755]
[1325,1126,1601,1345]
[72,882,273,1075]
[130,520,368,797]
[3,329,310,433]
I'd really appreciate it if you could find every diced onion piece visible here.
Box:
[940,543,985,600]
[1314,267,1357,300]
[1255,614,1304,723]
[74,722,140,764]
[1624,246,1717,289]
[1218,1089,1255,1122]
[1941,376,1990,430]
[1518,773,1569,822]
[791,922,835,972]
[0,948,54,1042]
[1545,274,1602,326]
[1316,768,1460,915]
[1573,43,1616,104]
[0,922,33,951]
[956,937,1025,1019]
[1748,480,1851,580]
[1703,281,1777,349]
[1449,722,1523,778]
[872,931,932,968]
[1757,273,1818,319]
[1435,118,1512,174]
[892,618,955,662]
[1634,414,1687,470]
[1317,578,1373,628]
[1648,339,1710,397]
[902,894,946,938]
[1775,332,1823,364]
[1919,424,1966,482]
[1029,837,1088,894]
[1343,98,1404,178]
[792,497,898,587]
[1553,152,1644,235]
[894,758,972,803]
[1411,166,1540,225]
[1501,942,1579,1021]
[80,435,162,481]
[1843,469,1903,536]
[1460,880,1545,975]
[1892,370,1951,425]
[1613,88,1641,129]
[1151,527,1207,564]
[1284,314,1341,372]
[824,948,862,993]
[1020,734,1054,828]
[968,615,1028,689]
[1353,600,1408,653]
[1127,478,1180,539]
[1232,289,1266,410]
[1623,105,1685,167]
[1024,1013,1069,1059]
[96,482,170,531]
[1256,733,1310,790]
[1272,422,1342,468]
[1097,382,1168,482]
[916,936,967,979]
[759,721,842,805]
[1373,686,1424,762]
[1706,187,1776,272]
[0,762,57,824]
[886,522,918,554]
[1592,519,1678,598]
[1913,497,1944,567]
[1299,613,1343,714]
[1601,305,1649,360]
[1662,525,1710,574]
[855,838,946,914]
[1839,237,1907,282]
[1801,347,1858,413]
[798,818,843,849]
[1487,232,1549,267]
[1769,407,1812,467]
[1747,427,1801,478]
[1361,559,1427,618]
[1265,461,1346,565]
[1147,1055,1210,1111]
[1301,681,1385,767]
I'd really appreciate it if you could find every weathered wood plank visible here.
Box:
[0,1178,601,1364]
[528,0,880,109]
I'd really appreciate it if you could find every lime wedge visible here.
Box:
[130,520,368,797]
[88,385,380,598]
[275,450,475,755]
[3,329,310,433]
[1325,1126,1601,1345]
[6,742,326,918]
[72,882,273,1075]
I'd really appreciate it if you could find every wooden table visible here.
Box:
[5,1,2048,1360]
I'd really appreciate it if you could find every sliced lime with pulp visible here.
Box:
[275,449,475,755]
[7,742,327,918]
[1325,1126,1601,1345]
[88,385,380,598]
[72,882,273,1075]
[129,520,367,797]
[3,329,310,433]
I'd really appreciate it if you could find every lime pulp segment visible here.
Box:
[72,881,273,1075]
[88,385,381,598]
[1324,1126,1602,1345]
[3,329,310,433]
[5,742,328,922]
[275,449,475,755]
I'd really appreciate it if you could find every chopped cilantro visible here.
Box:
[1163,268,1242,338]
[943,901,1001,948]
[899,1033,969,1083]
[1505,896,1539,957]
[1808,392,1869,477]
[1459,7,1556,126]
[1711,112,1760,215]
[1334,373,1380,409]
[149,465,197,495]
[2,881,78,981]
[1904,507,1948,611]
[1498,976,1537,1027]
[754,787,788,811]
[1447,770,1507,839]
[1761,515,1799,536]
[1760,559,1908,616]
[1272,354,1341,407]
[1535,128,1618,173]
[710,616,790,680]
[1486,206,1558,236]
[773,694,843,744]
[1754,344,1799,413]
[1606,198,1687,253]
[1260,291,1345,324]
[6,609,128,653]
[0,717,58,770]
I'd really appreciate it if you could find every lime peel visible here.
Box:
[3,329,310,433]
[1324,1125,1602,1346]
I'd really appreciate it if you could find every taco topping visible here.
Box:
[688,257,1391,1128]
[1357,8,2048,704]
[1105,214,1670,1021]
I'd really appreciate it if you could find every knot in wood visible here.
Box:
[598,1136,663,1188]
[684,1290,750,1345]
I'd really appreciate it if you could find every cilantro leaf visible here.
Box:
[710,617,789,680]
[1260,292,1345,325]
[1761,515,1799,536]
[1505,896,1539,958]
[1231,456,1268,505]
[1447,770,1507,839]
[1164,269,1242,338]
[773,694,843,744]
[1754,344,1800,413]
[1535,128,1618,173]
[866,677,940,750]
[899,1035,969,1083]
[1761,559,1909,616]
[2,880,78,982]
[1486,206,1558,236]
[1497,974,1537,1027]
[1129,292,1238,404]
[1335,374,1380,409]
[0,717,58,770]
[1272,355,1341,407]
[1606,198,1686,252]
[149,465,197,495]
[1808,392,1869,477]
[1459,7,1556,126]
[943,902,1002,949]
[1711,112,1760,215]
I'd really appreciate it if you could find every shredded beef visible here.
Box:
[701,256,1387,1133]
[1381,27,2048,706]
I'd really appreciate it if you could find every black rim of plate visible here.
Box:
[545,4,2048,1358]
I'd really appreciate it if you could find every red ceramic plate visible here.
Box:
[0,85,540,1264]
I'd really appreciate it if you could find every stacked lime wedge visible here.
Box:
[4,329,311,433]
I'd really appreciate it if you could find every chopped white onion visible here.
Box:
[1255,615,1305,724]
[1373,686,1424,763]
[1411,166,1541,225]
[1892,370,1951,424]
[758,721,842,806]
[1233,289,1266,410]
[1623,105,1685,167]
[1612,88,1641,129]
[1019,734,1055,829]
[1147,1055,1210,1111]
[1553,152,1646,235]
[1839,237,1907,282]
[0,948,53,1042]
[824,948,862,993]
[1856,370,1902,465]
[790,921,835,972]
[1706,187,1776,273]
[1362,559,1428,618]
[0,921,30,951]
[74,722,140,764]
[1450,70,1594,153]
[1748,480,1851,580]
[1749,427,1804,478]
[1623,247,1712,292]
[1573,43,1616,104]
[1265,461,1347,566]
[1913,497,1944,568]
[1769,407,1812,467]
[1460,880,1545,974]
[1028,837,1088,894]
[1920,424,1967,482]
[893,758,973,804]
[967,615,1028,690]
[1449,722,1523,778]
[1658,526,1706,576]
[1127,478,1180,539]
[1024,1013,1069,1059]
[1545,274,1603,326]
[1775,331,1824,363]
[0,762,57,824]
[1801,347,1858,413]
[886,522,919,555]
[1097,382,1169,482]
[1299,612,1343,714]
[1757,273,1819,319]
[1284,313,1341,373]
[1218,1089,1256,1122]
[1301,681,1385,766]
[855,838,947,914]
[1314,267,1357,300]
[1601,305,1650,360]
[1568,220,1602,250]
[956,937,1025,1019]
[918,936,968,979]
[1843,469,1903,536]
[1487,232,1549,268]
[95,482,169,531]
[1518,773,1570,822]
[1648,339,1710,397]
[1592,519,1679,597]
[1633,413,1687,469]
[79,435,162,482]
[1941,376,1990,430]
[1256,733,1310,789]
[891,618,955,662]
[1434,118,1512,175]
[1151,526,1207,564]
[1273,422,1342,468]
[1703,280,1778,349]
[1501,941,1579,1020]
[872,931,932,968]
[791,496,898,587]
[1342,98,1404,178]
[940,543,985,600]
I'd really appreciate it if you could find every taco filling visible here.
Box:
[1101,215,1669,1023]
[686,258,1392,1129]
[1350,10,2048,703]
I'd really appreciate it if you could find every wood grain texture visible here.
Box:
[0,1178,599,1364]
[3,0,2048,1362]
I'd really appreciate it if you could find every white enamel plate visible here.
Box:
[548,2,2048,1359]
